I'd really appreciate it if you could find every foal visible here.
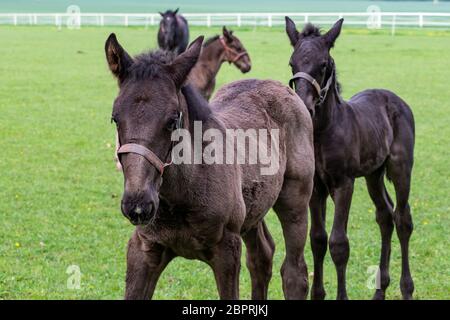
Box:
[105,34,314,299]
[158,8,189,55]
[285,17,415,300]
[188,26,251,100]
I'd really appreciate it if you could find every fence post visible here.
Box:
[33,14,37,25]
[13,14,17,25]
[268,14,272,27]
[237,14,241,27]
[55,14,59,26]
[100,14,104,26]
[207,14,211,27]
[419,13,424,27]
[304,14,309,23]
[125,15,128,27]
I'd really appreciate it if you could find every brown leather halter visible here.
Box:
[116,112,183,176]
[289,67,335,106]
[219,36,248,63]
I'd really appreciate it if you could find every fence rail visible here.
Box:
[1,12,450,28]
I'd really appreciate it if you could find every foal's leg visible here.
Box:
[309,175,329,300]
[365,167,394,300]
[243,220,275,299]
[329,178,354,300]
[387,160,415,300]
[273,178,311,300]
[125,230,174,300]
[208,231,242,300]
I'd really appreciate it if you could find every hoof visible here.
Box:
[402,293,414,300]
[336,293,349,300]
[372,290,386,300]
[311,287,326,300]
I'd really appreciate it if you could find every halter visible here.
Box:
[116,111,183,176]
[219,36,248,63]
[289,66,335,106]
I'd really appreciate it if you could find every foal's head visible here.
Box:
[285,17,343,116]
[105,33,203,225]
[159,9,179,41]
[220,26,251,73]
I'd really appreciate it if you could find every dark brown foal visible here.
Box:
[105,34,314,299]
[286,17,415,300]
[188,26,251,100]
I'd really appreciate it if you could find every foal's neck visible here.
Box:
[159,87,213,204]
[314,73,343,132]
[197,40,227,80]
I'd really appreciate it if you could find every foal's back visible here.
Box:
[342,88,415,176]
[212,79,311,132]
[210,79,314,228]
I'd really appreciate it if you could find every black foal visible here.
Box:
[286,17,415,300]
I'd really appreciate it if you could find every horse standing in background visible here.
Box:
[157,8,189,55]
[188,26,251,100]
[285,17,415,300]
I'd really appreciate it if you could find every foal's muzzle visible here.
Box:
[239,62,251,73]
[121,189,159,225]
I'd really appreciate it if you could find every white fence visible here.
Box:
[1,12,450,29]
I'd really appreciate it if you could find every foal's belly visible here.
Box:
[152,223,224,260]
[356,149,390,176]
[240,174,285,232]
[316,141,390,182]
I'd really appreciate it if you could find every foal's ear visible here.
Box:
[285,16,300,47]
[324,18,344,48]
[159,12,164,17]
[105,33,133,83]
[174,8,179,15]
[169,36,204,88]
[223,26,233,42]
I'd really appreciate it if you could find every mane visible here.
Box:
[203,35,220,48]
[328,58,343,96]
[128,49,176,81]
[126,50,211,123]
[300,23,322,39]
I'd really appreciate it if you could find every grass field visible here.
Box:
[0,24,449,300]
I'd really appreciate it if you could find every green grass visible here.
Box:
[0,25,449,300]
